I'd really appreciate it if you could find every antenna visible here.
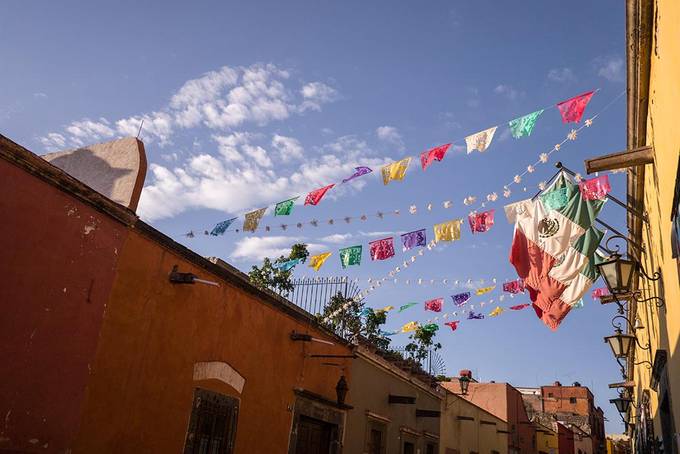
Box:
[136,119,145,139]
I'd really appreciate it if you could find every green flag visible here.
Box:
[508,109,544,139]
[339,245,362,268]
[398,302,418,312]
[422,323,439,333]
[275,197,298,216]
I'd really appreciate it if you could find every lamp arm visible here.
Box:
[637,263,661,282]
[633,292,665,310]
[616,357,627,380]
[633,359,653,370]
[611,314,633,331]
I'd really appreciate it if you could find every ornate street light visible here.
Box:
[610,392,632,415]
[335,375,349,405]
[459,375,471,395]
[604,315,652,379]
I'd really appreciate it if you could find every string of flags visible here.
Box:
[184,90,600,238]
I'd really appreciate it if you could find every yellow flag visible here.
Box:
[401,321,418,333]
[476,285,496,295]
[489,306,504,317]
[434,219,462,242]
[381,157,412,185]
[243,207,267,232]
[379,305,395,312]
[309,252,332,271]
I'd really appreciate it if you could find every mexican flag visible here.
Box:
[505,173,605,330]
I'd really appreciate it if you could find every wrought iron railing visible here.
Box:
[278,276,361,316]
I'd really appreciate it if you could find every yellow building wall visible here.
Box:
[631,0,680,445]
[440,392,509,454]
[535,427,558,454]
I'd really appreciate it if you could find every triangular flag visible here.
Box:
[476,286,495,296]
[275,197,298,216]
[465,126,497,153]
[444,321,460,331]
[272,258,302,271]
[398,302,418,312]
[508,110,544,138]
[489,306,504,317]
[420,143,452,170]
[381,157,412,185]
[309,252,332,271]
[243,208,267,232]
[305,184,335,206]
[556,91,595,123]
[210,217,237,236]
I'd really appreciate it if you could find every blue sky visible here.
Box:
[2,0,629,432]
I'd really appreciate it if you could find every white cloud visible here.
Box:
[272,134,304,161]
[594,56,624,82]
[547,67,576,83]
[33,92,48,99]
[39,133,67,151]
[376,126,404,150]
[137,134,390,222]
[493,84,522,100]
[230,235,324,262]
[321,233,354,244]
[39,63,338,150]
[299,82,339,112]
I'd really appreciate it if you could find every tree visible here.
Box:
[248,243,309,293]
[404,324,441,363]
[321,292,363,337]
[363,308,391,351]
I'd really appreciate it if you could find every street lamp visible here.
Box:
[596,253,636,296]
[610,392,632,415]
[335,375,349,405]
[459,375,470,395]
[604,315,652,379]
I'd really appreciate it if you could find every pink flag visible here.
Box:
[556,91,595,123]
[424,298,443,312]
[509,303,530,310]
[468,209,495,233]
[503,279,525,294]
[305,184,335,206]
[420,143,452,170]
[445,321,460,331]
[591,287,611,299]
[579,175,611,201]
[369,237,395,261]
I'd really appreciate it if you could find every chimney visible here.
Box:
[573,381,581,387]
[553,381,562,387]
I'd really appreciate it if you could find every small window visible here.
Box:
[425,442,437,454]
[403,440,415,454]
[569,397,577,404]
[548,392,553,397]
[184,388,238,454]
[366,420,386,454]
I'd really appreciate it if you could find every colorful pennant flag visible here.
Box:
[420,143,452,170]
[572,299,585,309]
[424,298,443,312]
[339,245,362,268]
[401,321,418,333]
[489,306,504,317]
[369,237,396,261]
[508,110,544,138]
[476,286,495,296]
[451,292,471,306]
[275,197,298,216]
[381,157,412,185]
[509,303,530,310]
[556,91,595,123]
[434,219,462,242]
[378,305,395,312]
[468,209,495,234]
[398,302,418,312]
[305,184,335,206]
[210,217,237,236]
[591,287,610,299]
[422,323,439,333]
[243,208,267,232]
[465,126,497,153]
[579,175,611,201]
[309,252,332,271]
[380,329,400,336]
[401,229,427,251]
[502,279,525,294]
[467,311,485,320]
[272,258,302,271]
[342,166,372,183]
[444,321,460,331]
[540,187,569,211]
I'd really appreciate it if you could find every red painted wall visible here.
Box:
[0,158,127,453]
[558,422,575,454]
[72,230,354,453]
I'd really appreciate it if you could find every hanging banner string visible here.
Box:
[183,89,605,238]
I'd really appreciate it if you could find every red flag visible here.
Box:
[468,209,495,233]
[420,143,452,170]
[556,91,595,123]
[424,298,443,312]
[509,303,530,310]
[502,279,525,294]
[305,184,335,206]
[591,287,610,299]
[444,321,459,331]
[579,175,611,200]
[369,237,395,261]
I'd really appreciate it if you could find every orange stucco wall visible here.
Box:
[0,156,127,453]
[72,230,353,453]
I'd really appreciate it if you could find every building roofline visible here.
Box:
[0,133,353,348]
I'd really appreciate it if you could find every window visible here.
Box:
[366,420,386,454]
[548,393,553,398]
[402,440,415,454]
[425,442,437,454]
[569,397,577,404]
[184,388,239,454]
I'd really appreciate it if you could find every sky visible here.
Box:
[1,0,629,432]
